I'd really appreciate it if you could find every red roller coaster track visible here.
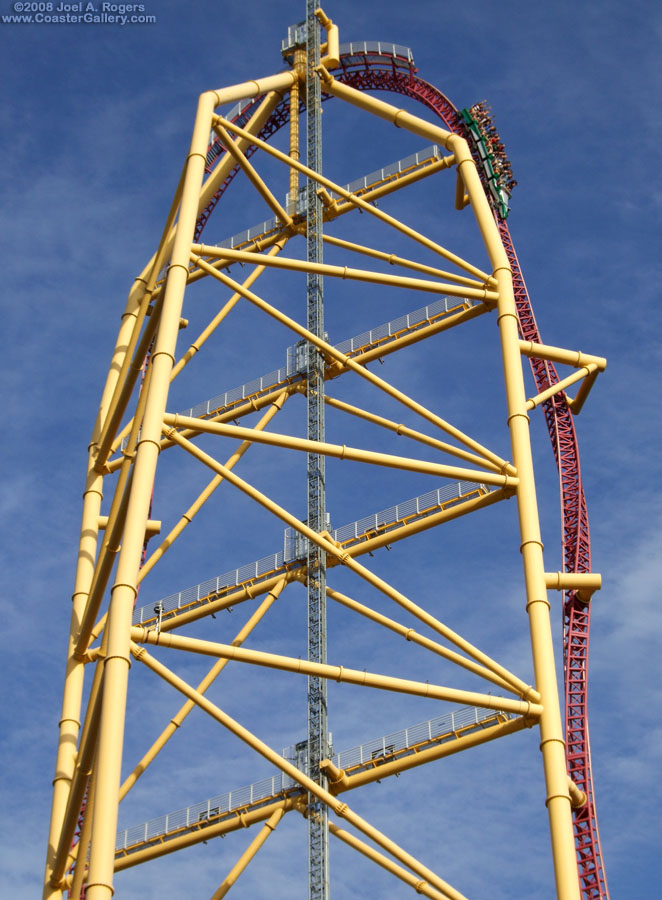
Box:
[197,46,608,900]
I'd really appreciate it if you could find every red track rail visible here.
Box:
[197,49,608,899]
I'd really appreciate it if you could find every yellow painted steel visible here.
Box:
[322,714,530,794]
[120,579,287,800]
[163,412,517,486]
[108,295,486,473]
[321,232,488,289]
[131,627,541,717]
[131,644,472,900]
[212,122,293,226]
[138,392,288,580]
[210,808,285,900]
[85,91,217,900]
[115,799,297,872]
[326,587,536,699]
[43,18,604,898]
[323,394,504,471]
[545,571,601,602]
[212,113,491,281]
[327,820,452,900]
[157,428,522,693]
[187,255,514,472]
[195,243,498,302]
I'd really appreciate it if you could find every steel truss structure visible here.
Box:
[43,8,609,900]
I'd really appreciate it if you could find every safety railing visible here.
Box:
[177,294,476,424]
[116,705,511,853]
[135,481,488,627]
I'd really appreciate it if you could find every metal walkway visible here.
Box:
[115,705,514,859]
[135,481,490,629]
[211,145,448,252]
[178,293,478,424]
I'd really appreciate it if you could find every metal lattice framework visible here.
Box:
[43,11,608,900]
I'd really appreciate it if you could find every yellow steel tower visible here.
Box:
[43,9,606,900]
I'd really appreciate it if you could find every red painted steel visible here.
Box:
[196,49,608,899]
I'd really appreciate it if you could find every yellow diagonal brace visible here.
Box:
[326,587,527,698]
[323,394,503,472]
[327,821,450,900]
[322,233,487,290]
[189,255,514,473]
[212,122,293,226]
[213,114,491,282]
[130,643,479,900]
[151,427,536,701]
[110,240,288,456]
[139,391,288,580]
[119,578,287,801]
[210,808,286,900]
[131,627,539,717]
[526,364,599,411]
[195,244,497,303]
[163,413,517,488]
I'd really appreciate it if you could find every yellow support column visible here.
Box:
[454,141,581,899]
[42,273,148,900]
[83,89,216,900]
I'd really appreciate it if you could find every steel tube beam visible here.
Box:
[565,370,599,414]
[545,572,601,602]
[323,394,502,471]
[106,381,302,474]
[131,628,540,717]
[110,241,289,455]
[43,268,153,898]
[84,90,216,900]
[213,114,491,282]
[156,428,532,696]
[327,821,455,900]
[212,122,293,226]
[131,645,472,900]
[195,244,497,302]
[526,364,599,411]
[321,233,486,289]
[94,288,161,469]
[67,767,96,900]
[120,578,287,800]
[75,347,157,654]
[349,303,488,366]
[210,808,285,900]
[49,653,105,887]
[342,486,510,558]
[455,122,582,900]
[139,392,288,580]
[518,340,606,371]
[157,572,299,634]
[114,799,297,872]
[324,714,530,792]
[326,587,530,698]
[328,154,456,216]
[162,413,517,487]
[170,240,288,380]
[186,255,514,472]
[315,71,581,898]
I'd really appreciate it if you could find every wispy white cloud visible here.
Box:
[1,0,658,897]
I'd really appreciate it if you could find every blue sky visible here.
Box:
[1,0,660,897]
